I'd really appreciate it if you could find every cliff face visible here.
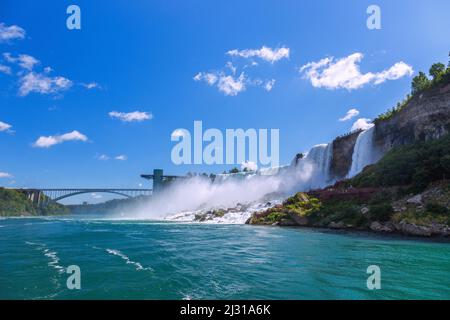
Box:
[329,131,360,180]
[374,83,450,153]
[329,81,450,179]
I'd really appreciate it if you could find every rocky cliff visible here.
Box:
[329,131,360,180]
[329,81,450,180]
[374,82,450,153]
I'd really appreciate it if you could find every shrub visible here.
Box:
[425,202,448,215]
[369,203,394,222]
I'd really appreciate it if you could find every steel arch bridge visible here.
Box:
[38,188,152,204]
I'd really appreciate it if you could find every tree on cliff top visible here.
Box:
[411,71,431,94]
[429,63,446,81]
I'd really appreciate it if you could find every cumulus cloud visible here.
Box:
[339,108,360,122]
[0,64,12,74]
[373,62,414,84]
[0,172,13,178]
[0,23,25,43]
[300,52,413,90]
[115,155,128,161]
[19,72,72,96]
[227,46,290,63]
[109,111,153,122]
[0,121,12,132]
[3,53,40,70]
[241,161,258,172]
[351,118,374,131]
[33,130,88,148]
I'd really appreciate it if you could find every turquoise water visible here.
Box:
[1,216,450,299]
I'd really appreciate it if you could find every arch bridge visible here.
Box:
[18,188,152,205]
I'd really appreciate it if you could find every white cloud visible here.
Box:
[115,155,127,161]
[241,161,258,172]
[33,130,88,148]
[91,193,103,199]
[300,52,413,90]
[373,62,414,84]
[0,172,13,178]
[339,108,360,122]
[193,72,218,85]
[226,61,237,75]
[0,121,12,132]
[0,64,12,74]
[351,118,374,131]
[264,79,276,92]
[97,154,110,161]
[217,73,246,96]
[195,71,246,96]
[19,72,72,96]
[0,23,25,43]
[227,46,290,63]
[82,82,100,90]
[109,111,152,122]
[4,53,40,70]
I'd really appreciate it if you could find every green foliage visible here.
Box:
[368,203,394,222]
[265,212,288,223]
[375,94,412,122]
[429,63,446,80]
[312,200,368,227]
[0,188,68,216]
[350,134,450,190]
[393,210,450,226]
[412,71,431,94]
[375,55,450,123]
[0,188,36,216]
[425,202,449,215]
[283,192,322,217]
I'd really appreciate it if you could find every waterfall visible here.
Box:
[300,142,333,189]
[347,126,379,178]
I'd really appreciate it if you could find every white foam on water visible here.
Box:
[25,241,65,274]
[105,248,153,271]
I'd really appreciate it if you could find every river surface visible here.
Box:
[1,216,450,299]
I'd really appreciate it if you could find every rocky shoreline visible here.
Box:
[246,181,450,238]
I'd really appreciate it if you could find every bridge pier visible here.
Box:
[23,190,42,205]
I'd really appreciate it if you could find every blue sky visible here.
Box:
[1,0,449,203]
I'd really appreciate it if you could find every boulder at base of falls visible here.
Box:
[370,221,394,233]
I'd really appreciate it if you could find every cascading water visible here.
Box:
[299,142,333,189]
[126,142,336,223]
[347,126,379,178]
